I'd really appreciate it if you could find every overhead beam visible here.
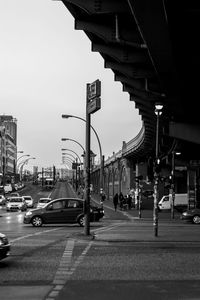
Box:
[92,43,147,64]
[62,0,129,14]
[105,61,155,78]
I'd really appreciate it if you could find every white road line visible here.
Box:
[46,238,93,300]
[10,228,61,243]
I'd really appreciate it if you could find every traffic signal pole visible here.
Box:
[84,80,101,236]
[84,83,91,236]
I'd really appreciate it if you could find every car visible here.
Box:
[6,197,27,212]
[24,197,104,227]
[22,196,34,208]
[0,233,10,260]
[181,208,200,224]
[6,192,20,203]
[0,195,6,205]
[37,198,52,208]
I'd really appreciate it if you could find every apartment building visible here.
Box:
[0,115,17,184]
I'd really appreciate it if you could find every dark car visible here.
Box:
[23,198,104,227]
[181,208,200,224]
[0,233,11,260]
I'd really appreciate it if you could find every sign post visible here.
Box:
[84,80,101,236]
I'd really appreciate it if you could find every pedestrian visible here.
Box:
[127,194,132,210]
[119,192,124,210]
[113,193,119,211]
[101,192,106,202]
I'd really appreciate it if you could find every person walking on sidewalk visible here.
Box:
[119,192,124,210]
[113,193,119,211]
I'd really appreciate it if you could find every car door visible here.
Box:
[42,200,65,223]
[62,199,83,223]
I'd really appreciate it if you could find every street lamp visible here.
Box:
[61,148,82,165]
[62,114,104,193]
[19,157,36,181]
[62,149,83,187]
[16,154,30,171]
[171,150,181,219]
[153,103,163,237]
[62,152,77,161]
[61,138,85,152]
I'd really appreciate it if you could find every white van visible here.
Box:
[158,193,188,211]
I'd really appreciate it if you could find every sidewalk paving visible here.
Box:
[90,194,200,243]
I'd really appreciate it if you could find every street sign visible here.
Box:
[87,97,101,114]
[87,79,101,100]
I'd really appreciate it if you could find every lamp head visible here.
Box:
[62,114,72,119]
[61,138,67,141]
[175,151,181,156]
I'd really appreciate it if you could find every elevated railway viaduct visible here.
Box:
[61,1,200,206]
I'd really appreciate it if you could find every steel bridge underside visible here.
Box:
[61,0,200,162]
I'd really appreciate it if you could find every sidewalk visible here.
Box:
[90,194,200,243]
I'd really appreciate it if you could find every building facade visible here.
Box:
[0,115,17,185]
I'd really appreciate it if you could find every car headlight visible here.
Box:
[25,211,32,216]
[182,212,188,216]
[0,239,3,246]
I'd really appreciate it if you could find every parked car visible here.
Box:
[0,233,10,260]
[22,196,34,208]
[181,208,200,224]
[6,197,27,212]
[37,198,51,208]
[0,195,6,205]
[24,197,104,227]
[6,192,20,202]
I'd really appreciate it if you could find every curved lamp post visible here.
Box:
[61,138,85,152]
[62,152,77,161]
[19,157,36,181]
[62,114,104,193]
[17,154,30,172]
[153,103,163,237]
[61,148,82,166]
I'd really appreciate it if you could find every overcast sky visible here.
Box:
[0,0,142,171]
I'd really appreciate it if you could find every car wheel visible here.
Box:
[31,216,43,227]
[193,215,200,224]
[78,216,85,227]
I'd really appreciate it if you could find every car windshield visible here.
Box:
[10,198,22,203]
[24,197,31,200]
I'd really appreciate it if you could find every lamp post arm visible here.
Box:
[17,154,30,164]
[65,115,102,161]
[62,114,104,192]
[61,148,82,165]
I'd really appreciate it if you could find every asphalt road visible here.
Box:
[1,181,200,300]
